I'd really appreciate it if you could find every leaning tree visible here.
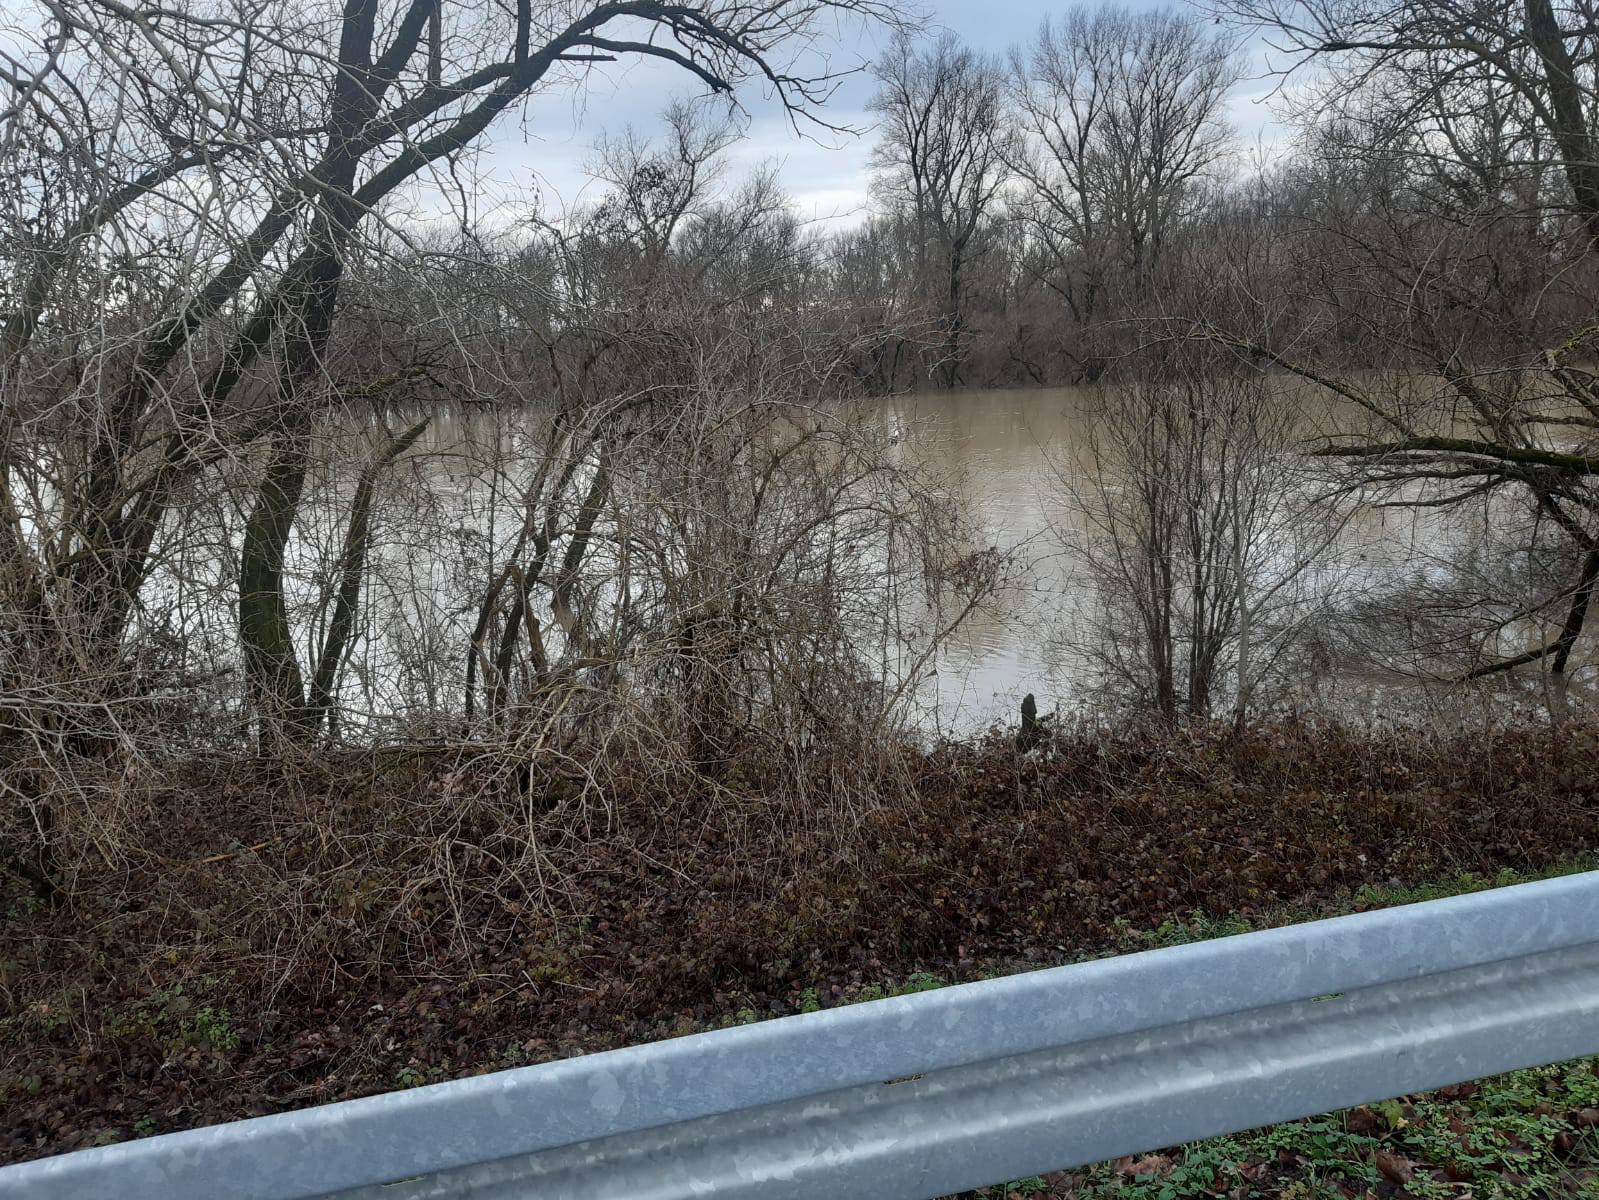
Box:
[0,0,900,895]
[1199,0,1599,709]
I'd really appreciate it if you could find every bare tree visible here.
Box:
[1197,0,1599,710]
[817,210,940,394]
[869,31,1013,388]
[0,0,904,893]
[586,100,746,270]
[0,0,892,701]
[1213,0,1599,240]
[1007,4,1239,349]
[1057,358,1346,722]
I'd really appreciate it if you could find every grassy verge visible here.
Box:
[981,1060,1599,1198]
[963,867,1599,1200]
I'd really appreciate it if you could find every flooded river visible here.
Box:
[126,382,1574,735]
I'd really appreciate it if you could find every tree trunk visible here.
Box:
[308,416,431,732]
[941,245,965,389]
[239,428,312,745]
[1231,499,1252,730]
[1526,0,1599,243]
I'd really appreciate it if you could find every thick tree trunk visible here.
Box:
[1526,0,1599,243]
[239,428,312,744]
[940,246,966,389]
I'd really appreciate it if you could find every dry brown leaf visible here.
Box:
[1374,1148,1415,1185]
[1114,1153,1173,1177]
[1346,1105,1380,1134]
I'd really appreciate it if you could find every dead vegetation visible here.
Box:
[3,718,1595,1162]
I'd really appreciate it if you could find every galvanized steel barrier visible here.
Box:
[6,870,1599,1200]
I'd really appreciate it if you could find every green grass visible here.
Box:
[972,859,1599,1199]
[1349,861,1599,910]
[1007,1060,1599,1199]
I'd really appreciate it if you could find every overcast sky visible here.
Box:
[440,1,1288,235]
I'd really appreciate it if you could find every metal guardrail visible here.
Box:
[5,871,1598,1200]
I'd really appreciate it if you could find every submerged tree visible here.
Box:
[1199,0,1599,712]
[1058,359,1344,721]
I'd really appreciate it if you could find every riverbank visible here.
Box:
[3,719,1597,1165]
